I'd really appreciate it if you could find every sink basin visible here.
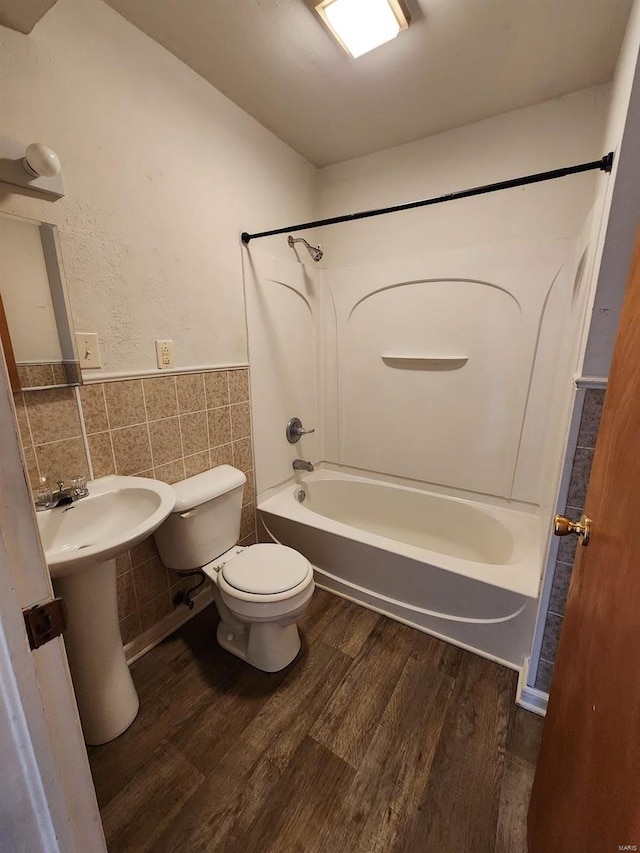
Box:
[37,475,176,577]
[37,476,176,745]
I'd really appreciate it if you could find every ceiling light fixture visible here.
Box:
[315,0,410,59]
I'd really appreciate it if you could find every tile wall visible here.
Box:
[13,368,256,646]
[16,361,82,389]
[534,388,606,692]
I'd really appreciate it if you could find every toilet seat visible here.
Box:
[221,543,309,595]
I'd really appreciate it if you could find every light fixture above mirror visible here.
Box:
[0,135,64,199]
[315,0,410,58]
[23,143,62,179]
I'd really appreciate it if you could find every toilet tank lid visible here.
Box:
[171,465,247,512]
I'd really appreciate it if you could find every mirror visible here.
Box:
[0,213,81,391]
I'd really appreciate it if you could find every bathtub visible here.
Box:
[258,467,543,669]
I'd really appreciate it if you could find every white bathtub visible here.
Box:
[258,467,543,669]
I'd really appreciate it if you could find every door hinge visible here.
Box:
[23,598,67,650]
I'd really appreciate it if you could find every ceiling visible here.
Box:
[58,1,640,165]
[0,0,56,34]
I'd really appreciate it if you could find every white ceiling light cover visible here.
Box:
[316,0,410,58]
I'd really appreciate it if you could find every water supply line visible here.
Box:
[173,569,206,610]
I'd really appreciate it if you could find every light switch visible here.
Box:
[155,339,175,369]
[76,332,101,369]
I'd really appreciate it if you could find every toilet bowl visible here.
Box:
[206,543,314,671]
[154,466,314,672]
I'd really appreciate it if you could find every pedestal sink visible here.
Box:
[36,476,175,745]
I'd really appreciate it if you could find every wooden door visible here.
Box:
[528,228,640,851]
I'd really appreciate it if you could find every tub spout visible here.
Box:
[293,459,314,472]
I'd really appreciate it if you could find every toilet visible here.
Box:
[153,465,314,672]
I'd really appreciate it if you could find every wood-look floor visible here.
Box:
[89,589,543,853]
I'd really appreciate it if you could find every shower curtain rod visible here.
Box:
[241,152,614,244]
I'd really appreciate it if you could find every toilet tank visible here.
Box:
[153,465,246,571]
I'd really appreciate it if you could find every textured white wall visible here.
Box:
[0,0,316,376]
[317,86,610,266]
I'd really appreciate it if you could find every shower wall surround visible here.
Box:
[13,368,256,646]
[247,235,584,506]
[244,253,321,493]
[320,239,579,504]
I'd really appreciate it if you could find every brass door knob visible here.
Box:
[554,513,591,546]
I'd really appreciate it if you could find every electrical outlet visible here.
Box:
[75,332,102,369]
[155,339,175,369]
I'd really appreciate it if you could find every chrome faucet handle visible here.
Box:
[286,417,315,444]
[34,478,56,511]
[68,475,89,498]
[60,475,89,501]
[36,476,89,509]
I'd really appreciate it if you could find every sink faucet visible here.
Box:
[34,477,89,511]
[292,459,314,472]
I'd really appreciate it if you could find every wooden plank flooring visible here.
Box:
[89,589,543,853]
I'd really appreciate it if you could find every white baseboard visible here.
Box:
[516,657,548,716]
[124,587,214,665]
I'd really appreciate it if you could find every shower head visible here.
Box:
[287,235,323,263]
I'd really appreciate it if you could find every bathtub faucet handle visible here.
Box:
[286,417,315,444]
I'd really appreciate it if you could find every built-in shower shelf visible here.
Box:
[381,355,469,370]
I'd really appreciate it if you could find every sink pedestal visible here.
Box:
[36,476,176,745]
[54,557,139,745]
